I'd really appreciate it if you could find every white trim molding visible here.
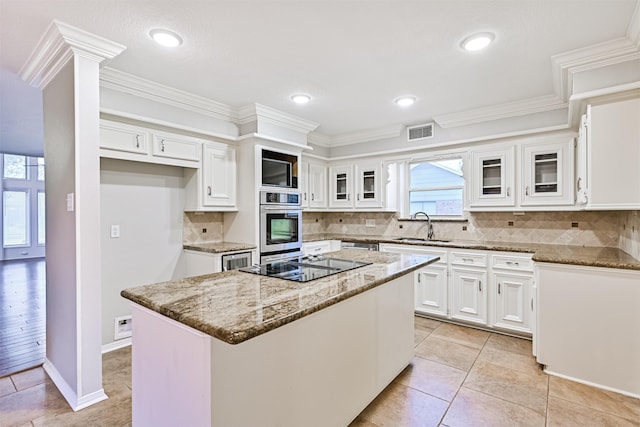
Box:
[433,95,567,129]
[321,124,403,147]
[101,337,132,354]
[100,67,237,123]
[43,358,109,411]
[236,103,319,134]
[20,20,126,89]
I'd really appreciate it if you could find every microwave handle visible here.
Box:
[261,206,301,211]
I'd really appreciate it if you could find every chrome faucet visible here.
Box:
[411,211,434,240]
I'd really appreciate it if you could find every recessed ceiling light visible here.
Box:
[461,32,495,51]
[149,29,183,47]
[395,96,416,107]
[291,94,311,104]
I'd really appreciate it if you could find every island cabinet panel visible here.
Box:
[129,273,414,427]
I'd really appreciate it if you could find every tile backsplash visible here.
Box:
[619,211,640,259]
[183,212,224,243]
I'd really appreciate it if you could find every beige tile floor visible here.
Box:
[1,318,639,427]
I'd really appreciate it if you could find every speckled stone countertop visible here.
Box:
[183,241,256,254]
[304,234,640,271]
[121,249,438,344]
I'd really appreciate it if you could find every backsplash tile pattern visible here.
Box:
[619,211,640,260]
[318,211,621,248]
[183,212,224,243]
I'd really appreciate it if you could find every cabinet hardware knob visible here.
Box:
[576,177,582,192]
[347,193,350,201]
[207,186,212,196]
[135,135,140,149]
[506,187,511,197]
[498,283,501,294]
[304,193,307,201]
[531,298,534,311]
[161,139,165,152]
[525,186,529,196]
[478,281,482,292]
[312,193,315,201]
[357,193,360,201]
[417,273,421,283]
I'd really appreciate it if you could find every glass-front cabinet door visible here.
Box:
[469,147,515,207]
[521,138,574,206]
[329,165,353,208]
[355,161,382,208]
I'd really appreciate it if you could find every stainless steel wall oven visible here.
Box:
[259,191,302,262]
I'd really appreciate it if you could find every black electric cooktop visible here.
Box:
[239,256,372,282]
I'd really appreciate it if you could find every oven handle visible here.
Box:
[261,207,302,211]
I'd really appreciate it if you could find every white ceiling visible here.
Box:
[0,0,638,155]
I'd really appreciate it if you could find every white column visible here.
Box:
[20,20,125,411]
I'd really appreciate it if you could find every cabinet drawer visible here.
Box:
[379,244,447,263]
[100,121,148,154]
[492,254,533,272]
[152,133,201,162]
[303,241,332,255]
[451,251,487,267]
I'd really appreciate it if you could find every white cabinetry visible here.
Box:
[580,97,640,209]
[184,142,237,211]
[99,119,203,168]
[380,243,534,336]
[182,249,256,277]
[450,251,488,326]
[469,146,515,207]
[301,159,328,209]
[492,253,533,334]
[520,138,574,206]
[329,161,384,209]
[302,240,341,256]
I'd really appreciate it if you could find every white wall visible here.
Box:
[100,158,186,347]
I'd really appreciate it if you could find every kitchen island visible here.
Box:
[121,249,437,427]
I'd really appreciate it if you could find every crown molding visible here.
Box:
[551,37,640,101]
[433,95,567,129]
[628,0,640,47]
[327,125,403,147]
[20,20,126,89]
[307,132,332,147]
[100,67,236,122]
[236,103,319,134]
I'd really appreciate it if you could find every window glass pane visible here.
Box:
[37,157,45,181]
[3,154,27,180]
[410,189,463,216]
[3,191,28,246]
[38,192,45,245]
[408,158,464,216]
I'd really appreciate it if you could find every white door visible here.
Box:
[308,163,327,208]
[469,147,515,207]
[493,272,532,333]
[355,161,382,208]
[521,139,574,206]
[202,144,236,207]
[1,154,46,260]
[415,264,448,317]
[329,165,353,208]
[450,267,487,325]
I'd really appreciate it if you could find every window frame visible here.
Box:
[404,155,466,219]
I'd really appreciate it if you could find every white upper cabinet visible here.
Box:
[575,115,589,206]
[151,132,201,162]
[201,142,236,208]
[469,146,515,207]
[100,121,149,155]
[520,138,574,206]
[329,161,384,209]
[583,97,640,210]
[301,159,328,209]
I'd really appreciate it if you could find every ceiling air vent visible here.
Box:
[407,123,434,142]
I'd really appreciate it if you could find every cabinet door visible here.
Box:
[575,115,589,206]
[202,143,236,207]
[329,165,353,208]
[308,162,327,208]
[100,121,149,155]
[302,240,332,256]
[450,267,487,325]
[355,161,383,208]
[521,139,574,206]
[152,133,201,162]
[300,160,310,208]
[469,147,515,207]
[415,264,448,317]
[493,272,532,333]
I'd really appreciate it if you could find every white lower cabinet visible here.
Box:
[450,267,487,325]
[302,240,341,256]
[380,243,534,336]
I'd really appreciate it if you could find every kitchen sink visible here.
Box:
[392,237,451,243]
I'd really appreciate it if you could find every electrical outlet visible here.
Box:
[202,228,207,233]
[110,225,120,238]
[114,315,132,340]
[365,219,375,228]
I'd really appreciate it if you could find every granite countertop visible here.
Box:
[303,234,640,271]
[121,249,438,344]
[183,241,256,254]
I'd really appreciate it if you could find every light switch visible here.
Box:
[110,225,121,238]
[66,193,74,212]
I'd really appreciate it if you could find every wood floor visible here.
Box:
[0,258,46,377]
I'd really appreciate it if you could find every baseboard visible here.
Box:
[43,358,109,411]
[543,368,640,399]
[101,337,132,354]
